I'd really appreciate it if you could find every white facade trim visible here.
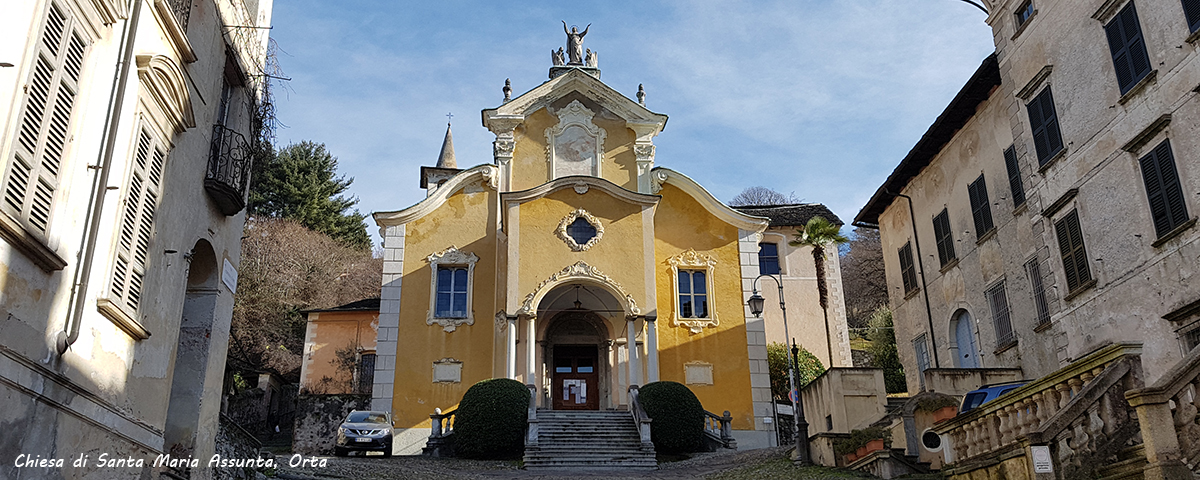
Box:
[555,208,604,252]
[373,165,498,230]
[667,249,719,334]
[546,100,605,179]
[425,246,479,332]
[517,261,640,317]
[650,167,769,233]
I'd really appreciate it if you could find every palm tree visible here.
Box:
[790,216,849,367]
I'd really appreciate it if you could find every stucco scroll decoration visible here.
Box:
[480,165,499,190]
[634,144,656,160]
[517,261,640,317]
[426,246,480,332]
[667,249,719,334]
[555,209,604,252]
[545,100,606,179]
[650,170,670,194]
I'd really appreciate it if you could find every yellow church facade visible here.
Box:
[373,65,791,453]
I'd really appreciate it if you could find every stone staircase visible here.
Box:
[523,410,657,471]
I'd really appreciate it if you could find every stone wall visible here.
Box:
[214,415,266,480]
[292,394,370,455]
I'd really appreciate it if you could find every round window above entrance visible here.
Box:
[556,209,604,251]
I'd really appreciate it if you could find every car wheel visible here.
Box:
[334,447,347,457]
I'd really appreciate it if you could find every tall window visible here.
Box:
[758,242,780,275]
[356,353,376,394]
[110,128,167,313]
[1004,145,1026,208]
[913,333,931,390]
[899,241,918,294]
[435,266,469,318]
[3,2,87,236]
[1105,2,1152,95]
[1026,258,1051,327]
[932,209,956,267]
[967,174,995,239]
[678,270,709,318]
[1185,0,1200,32]
[1139,140,1190,239]
[986,281,1015,348]
[1055,210,1093,294]
[1015,1,1035,27]
[1027,87,1064,165]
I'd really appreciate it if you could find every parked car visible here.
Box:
[959,381,1028,414]
[335,410,394,457]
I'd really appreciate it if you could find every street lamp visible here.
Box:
[748,274,810,465]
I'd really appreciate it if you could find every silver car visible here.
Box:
[334,410,394,457]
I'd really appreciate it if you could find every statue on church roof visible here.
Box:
[562,21,590,65]
[552,47,565,66]
[585,48,597,68]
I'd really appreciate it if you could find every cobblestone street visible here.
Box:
[275,447,876,480]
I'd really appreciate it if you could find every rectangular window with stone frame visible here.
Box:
[1138,139,1190,239]
[434,266,469,318]
[932,208,956,267]
[913,333,931,390]
[758,242,780,275]
[1027,87,1064,165]
[678,270,709,318]
[1055,210,1093,294]
[967,174,995,239]
[2,2,87,239]
[986,281,1015,348]
[1104,1,1152,95]
[1026,258,1051,327]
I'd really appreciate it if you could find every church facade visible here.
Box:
[371,40,847,454]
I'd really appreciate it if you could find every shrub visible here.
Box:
[767,343,826,399]
[638,381,704,453]
[834,426,891,454]
[915,394,959,412]
[451,378,530,459]
[866,307,907,394]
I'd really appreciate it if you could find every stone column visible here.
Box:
[526,315,537,392]
[488,117,520,192]
[627,317,641,387]
[645,316,659,383]
[629,123,658,194]
[507,316,517,379]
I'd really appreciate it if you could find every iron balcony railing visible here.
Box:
[205,124,249,216]
[167,0,191,31]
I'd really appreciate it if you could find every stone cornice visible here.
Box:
[650,168,769,233]
[482,69,667,134]
[501,175,660,206]
[374,164,498,229]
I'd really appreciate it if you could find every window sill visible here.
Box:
[1152,217,1197,248]
[1187,28,1200,45]
[904,288,921,301]
[97,298,151,340]
[1033,321,1053,333]
[1013,202,1029,216]
[1117,70,1157,106]
[994,340,1018,355]
[0,211,67,272]
[1011,9,1038,40]
[976,228,998,246]
[939,258,960,275]
[1036,147,1068,173]
[1063,278,1098,302]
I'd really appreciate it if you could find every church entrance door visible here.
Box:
[552,345,599,410]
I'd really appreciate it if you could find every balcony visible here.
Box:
[165,0,190,31]
[206,124,249,216]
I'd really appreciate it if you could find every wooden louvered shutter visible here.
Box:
[111,129,166,312]
[1105,2,1151,95]
[1027,88,1063,165]
[968,174,994,238]
[1004,145,1025,207]
[3,2,86,235]
[1139,140,1190,238]
[1055,210,1092,292]
[1185,0,1200,32]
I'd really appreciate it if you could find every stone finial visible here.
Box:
[637,84,645,106]
[503,78,512,103]
[436,122,456,169]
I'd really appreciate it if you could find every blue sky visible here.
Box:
[269,1,997,242]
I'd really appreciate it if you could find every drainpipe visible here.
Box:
[885,189,940,369]
[57,0,144,354]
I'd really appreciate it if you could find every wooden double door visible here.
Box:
[552,345,599,410]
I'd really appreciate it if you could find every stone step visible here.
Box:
[524,410,654,471]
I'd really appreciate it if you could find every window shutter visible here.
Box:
[1139,140,1189,238]
[1055,210,1092,293]
[3,3,86,235]
[1004,146,1025,207]
[1185,0,1200,32]
[933,209,955,267]
[111,129,165,312]
[1105,2,1151,95]
[968,175,994,238]
[1028,88,1064,165]
[899,242,917,293]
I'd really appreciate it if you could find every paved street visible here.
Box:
[275,447,876,480]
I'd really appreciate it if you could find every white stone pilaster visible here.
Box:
[373,224,405,412]
[739,228,774,432]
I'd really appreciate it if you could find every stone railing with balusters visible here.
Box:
[421,407,457,457]
[1126,344,1200,480]
[702,410,737,450]
[628,385,654,451]
[934,343,1143,475]
[525,384,539,451]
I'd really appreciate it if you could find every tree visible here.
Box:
[767,342,825,400]
[841,228,888,329]
[229,218,382,380]
[790,216,849,367]
[249,141,371,250]
[729,186,800,206]
[866,307,906,393]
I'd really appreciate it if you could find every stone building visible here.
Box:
[853,0,1200,477]
[0,0,272,478]
[366,32,850,456]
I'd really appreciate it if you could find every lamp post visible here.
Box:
[748,274,810,465]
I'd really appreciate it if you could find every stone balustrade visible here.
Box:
[422,407,457,456]
[703,410,737,450]
[1126,344,1200,480]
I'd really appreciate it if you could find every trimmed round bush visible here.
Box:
[451,378,530,459]
[638,381,704,453]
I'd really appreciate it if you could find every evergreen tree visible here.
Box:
[249,141,371,250]
[866,307,907,394]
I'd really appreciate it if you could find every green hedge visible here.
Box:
[451,378,530,459]
[638,381,703,453]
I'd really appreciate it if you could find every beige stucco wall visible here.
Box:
[300,311,379,393]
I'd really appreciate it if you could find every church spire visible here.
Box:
[436,121,456,169]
